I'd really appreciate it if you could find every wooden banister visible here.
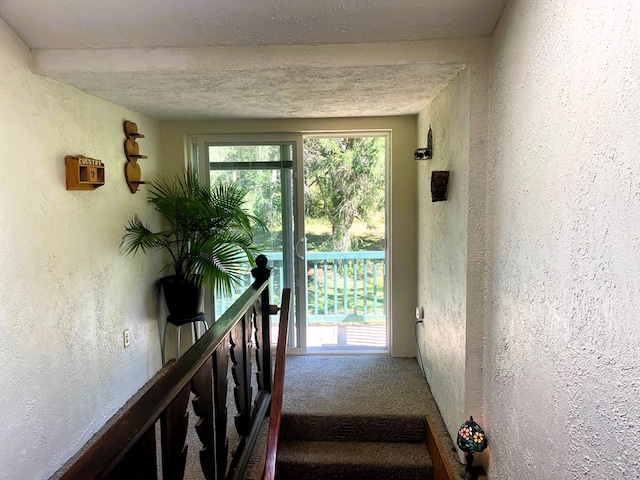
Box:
[261,288,291,480]
[426,416,456,480]
[59,256,276,480]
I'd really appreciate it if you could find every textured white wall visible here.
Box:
[416,69,470,439]
[486,0,640,478]
[0,18,164,479]
[161,117,418,356]
[415,39,490,447]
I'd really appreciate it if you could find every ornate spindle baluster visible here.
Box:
[160,384,191,480]
[230,315,252,436]
[212,337,230,480]
[251,255,272,395]
[191,356,215,479]
[252,305,264,391]
[107,425,157,479]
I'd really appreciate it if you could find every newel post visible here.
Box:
[251,254,273,394]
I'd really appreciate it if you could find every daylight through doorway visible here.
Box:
[302,135,388,352]
[195,133,388,353]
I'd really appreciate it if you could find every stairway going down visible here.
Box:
[276,412,432,479]
[269,355,461,480]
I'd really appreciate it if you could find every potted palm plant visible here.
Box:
[121,168,264,318]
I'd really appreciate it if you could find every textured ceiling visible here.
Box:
[0,0,506,120]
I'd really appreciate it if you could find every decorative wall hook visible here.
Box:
[431,170,449,202]
[415,125,433,160]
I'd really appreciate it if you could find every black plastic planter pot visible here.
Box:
[160,275,204,320]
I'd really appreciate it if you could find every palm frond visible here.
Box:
[185,229,258,294]
[120,216,170,256]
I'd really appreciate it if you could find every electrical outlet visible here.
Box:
[123,330,130,348]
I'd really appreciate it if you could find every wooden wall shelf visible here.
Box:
[66,155,105,190]
[123,121,150,193]
[124,121,145,139]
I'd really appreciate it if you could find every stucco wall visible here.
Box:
[486,0,640,478]
[0,18,164,479]
[415,38,490,446]
[161,117,417,356]
[416,69,470,439]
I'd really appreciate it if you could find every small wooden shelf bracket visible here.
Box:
[124,120,150,193]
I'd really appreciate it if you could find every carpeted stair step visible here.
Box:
[280,413,427,443]
[277,439,433,480]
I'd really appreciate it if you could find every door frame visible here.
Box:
[189,134,306,351]
[188,130,390,354]
[302,131,391,354]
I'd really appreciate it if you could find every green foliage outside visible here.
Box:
[304,137,385,251]
[209,137,385,253]
[209,138,386,324]
[209,145,284,250]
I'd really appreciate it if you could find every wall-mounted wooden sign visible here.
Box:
[431,170,449,202]
[65,155,105,190]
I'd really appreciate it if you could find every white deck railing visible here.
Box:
[214,251,386,325]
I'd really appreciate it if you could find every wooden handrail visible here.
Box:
[59,256,274,480]
[261,288,291,480]
[426,416,456,480]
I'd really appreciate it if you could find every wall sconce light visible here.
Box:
[457,416,488,480]
[414,125,433,160]
[431,170,449,202]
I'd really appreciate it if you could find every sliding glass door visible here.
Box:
[191,132,388,353]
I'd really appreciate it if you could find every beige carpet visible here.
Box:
[283,355,442,416]
[273,355,465,479]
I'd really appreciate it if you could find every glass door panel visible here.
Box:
[303,135,388,352]
[205,143,297,345]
